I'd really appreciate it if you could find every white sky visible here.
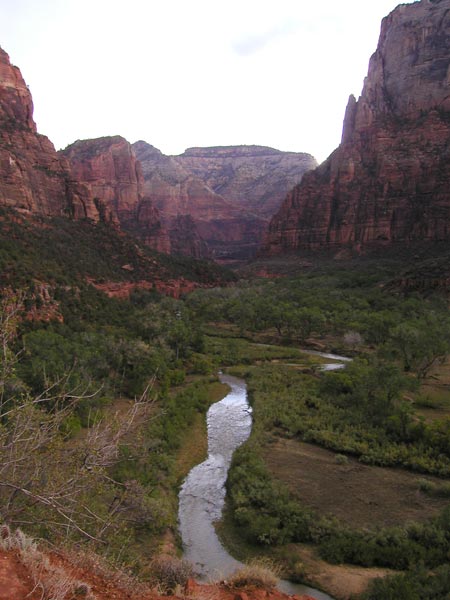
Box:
[1,0,416,163]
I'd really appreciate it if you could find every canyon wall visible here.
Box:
[61,137,170,254]
[133,141,269,260]
[264,0,450,256]
[0,48,170,255]
[0,47,99,221]
[177,145,317,218]
[134,142,316,260]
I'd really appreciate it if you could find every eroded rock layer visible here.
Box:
[134,142,315,260]
[264,0,450,256]
[177,145,317,218]
[133,141,268,260]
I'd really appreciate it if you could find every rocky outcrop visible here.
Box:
[264,0,450,256]
[133,142,315,261]
[133,141,268,260]
[89,277,205,300]
[0,47,98,221]
[61,137,171,254]
[177,145,317,218]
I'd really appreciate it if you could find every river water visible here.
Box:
[178,370,336,600]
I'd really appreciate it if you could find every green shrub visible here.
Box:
[334,453,349,465]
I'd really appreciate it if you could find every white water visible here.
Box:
[178,372,335,599]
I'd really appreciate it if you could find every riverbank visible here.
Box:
[175,381,230,480]
[178,372,333,600]
[220,358,450,599]
[216,510,392,600]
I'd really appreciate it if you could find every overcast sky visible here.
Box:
[1,0,416,163]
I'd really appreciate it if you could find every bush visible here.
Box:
[334,453,349,465]
[147,556,193,593]
[227,558,280,589]
[363,565,450,600]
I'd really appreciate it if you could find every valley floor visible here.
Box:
[264,439,448,530]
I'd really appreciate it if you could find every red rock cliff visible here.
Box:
[133,141,268,261]
[0,47,98,220]
[134,142,315,261]
[264,0,450,256]
[61,137,171,254]
[176,145,317,218]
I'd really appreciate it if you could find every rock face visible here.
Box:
[0,48,168,252]
[264,0,450,256]
[0,47,98,221]
[133,141,270,260]
[61,137,170,254]
[177,145,317,218]
[134,142,315,260]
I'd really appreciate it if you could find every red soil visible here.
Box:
[0,551,316,600]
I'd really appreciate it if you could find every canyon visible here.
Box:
[264,0,450,257]
[2,0,450,264]
[1,3,450,599]
[134,142,316,260]
[0,45,316,263]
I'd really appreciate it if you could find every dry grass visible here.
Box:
[175,381,229,479]
[284,544,395,600]
[0,524,95,599]
[63,547,151,598]
[227,558,280,589]
[147,555,194,594]
[263,439,449,529]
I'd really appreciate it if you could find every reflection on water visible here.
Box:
[178,373,334,600]
[178,374,251,579]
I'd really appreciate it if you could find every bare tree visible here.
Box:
[343,330,364,351]
[0,291,157,542]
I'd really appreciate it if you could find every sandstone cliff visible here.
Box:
[134,142,315,261]
[133,141,268,260]
[177,145,317,218]
[0,47,98,221]
[61,137,171,254]
[264,0,450,256]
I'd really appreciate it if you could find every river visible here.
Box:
[178,362,340,600]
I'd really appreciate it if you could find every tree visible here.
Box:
[385,316,450,379]
[343,331,364,351]
[291,307,325,343]
[320,358,412,426]
[0,292,156,542]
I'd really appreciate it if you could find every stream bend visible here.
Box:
[178,365,338,600]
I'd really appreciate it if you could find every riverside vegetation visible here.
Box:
[1,209,450,598]
[183,256,450,599]
[0,209,234,575]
